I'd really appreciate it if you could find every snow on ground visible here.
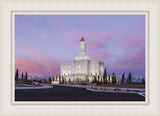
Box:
[15,83,145,97]
[137,92,145,97]
[56,84,145,97]
[15,84,53,90]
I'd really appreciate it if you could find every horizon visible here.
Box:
[15,15,145,78]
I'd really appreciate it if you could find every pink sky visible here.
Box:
[15,15,145,78]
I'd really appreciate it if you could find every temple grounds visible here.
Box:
[15,85,145,101]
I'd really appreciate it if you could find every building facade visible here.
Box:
[61,36,104,83]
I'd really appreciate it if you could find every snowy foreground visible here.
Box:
[15,84,53,90]
[15,83,145,97]
[56,84,145,97]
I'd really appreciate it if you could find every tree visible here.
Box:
[62,76,64,84]
[121,73,125,84]
[112,73,116,85]
[128,72,132,84]
[109,76,111,84]
[59,76,61,83]
[48,76,51,83]
[56,75,58,81]
[97,75,99,85]
[142,78,145,84]
[103,67,107,85]
[21,72,24,82]
[15,68,19,82]
[69,78,71,83]
[25,72,28,83]
[92,76,97,84]
[64,78,66,84]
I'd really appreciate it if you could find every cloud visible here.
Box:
[15,56,61,76]
[24,49,49,59]
[88,49,106,60]
[83,33,110,40]
[123,35,145,48]
[122,24,145,48]
[87,41,104,48]
[15,57,39,69]
[20,49,62,76]
[114,45,145,70]
[69,34,108,48]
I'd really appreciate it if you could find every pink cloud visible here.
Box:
[15,57,43,73]
[123,36,145,48]
[67,33,110,46]
[69,35,106,48]
[87,41,104,48]
[114,45,145,69]
[24,49,49,59]
[15,56,61,76]
[122,24,145,48]
[83,33,110,40]
[35,58,60,70]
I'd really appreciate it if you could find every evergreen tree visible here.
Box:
[62,76,64,84]
[56,75,58,81]
[69,78,71,83]
[109,76,111,84]
[64,78,66,84]
[103,67,107,85]
[21,72,24,81]
[15,68,19,82]
[128,72,132,84]
[112,73,116,85]
[49,76,51,83]
[98,75,99,85]
[59,76,61,83]
[25,72,28,83]
[93,76,97,84]
[121,73,125,84]
[142,78,145,84]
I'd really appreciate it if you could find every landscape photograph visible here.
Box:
[14,14,145,101]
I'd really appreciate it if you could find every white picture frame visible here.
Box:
[0,0,160,116]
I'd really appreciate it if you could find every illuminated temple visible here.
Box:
[60,36,104,83]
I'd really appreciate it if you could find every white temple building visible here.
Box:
[61,36,104,83]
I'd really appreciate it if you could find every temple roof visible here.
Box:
[80,36,85,42]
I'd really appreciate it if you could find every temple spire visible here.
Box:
[75,36,91,60]
[80,36,85,42]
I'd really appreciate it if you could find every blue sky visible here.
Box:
[15,15,145,78]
